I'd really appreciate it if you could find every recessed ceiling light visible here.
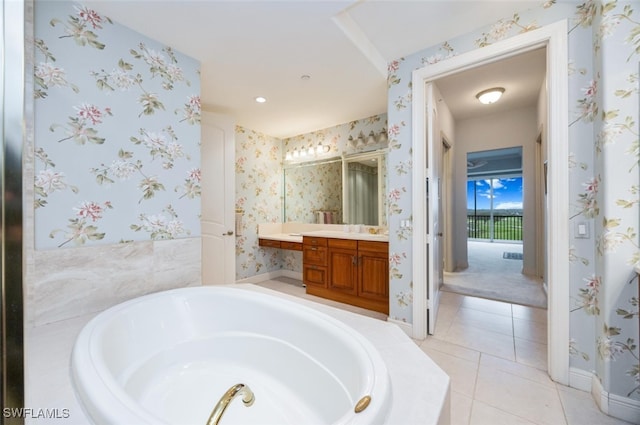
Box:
[255,96,267,103]
[476,87,505,105]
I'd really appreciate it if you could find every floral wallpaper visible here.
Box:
[235,114,387,280]
[235,126,284,279]
[386,0,638,406]
[33,1,201,250]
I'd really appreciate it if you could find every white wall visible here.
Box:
[432,83,457,272]
[453,105,539,274]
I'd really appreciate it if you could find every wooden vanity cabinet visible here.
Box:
[302,236,328,289]
[357,241,389,307]
[327,238,358,295]
[304,236,389,315]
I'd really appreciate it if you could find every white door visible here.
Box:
[426,83,443,335]
[201,112,235,285]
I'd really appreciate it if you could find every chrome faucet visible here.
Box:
[206,383,255,425]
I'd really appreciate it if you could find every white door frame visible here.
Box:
[411,20,569,384]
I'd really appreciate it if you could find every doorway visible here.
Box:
[411,21,570,384]
[443,146,546,308]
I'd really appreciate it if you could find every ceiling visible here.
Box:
[84,0,546,138]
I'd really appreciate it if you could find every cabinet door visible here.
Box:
[328,247,357,295]
[358,248,389,301]
[304,264,327,288]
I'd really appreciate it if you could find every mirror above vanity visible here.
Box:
[343,150,387,226]
[283,149,387,226]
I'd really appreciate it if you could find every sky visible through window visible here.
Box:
[467,177,523,211]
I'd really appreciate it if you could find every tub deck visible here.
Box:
[27,283,450,425]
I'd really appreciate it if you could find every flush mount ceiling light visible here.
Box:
[476,87,505,105]
[255,96,267,103]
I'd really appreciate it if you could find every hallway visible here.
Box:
[443,240,547,308]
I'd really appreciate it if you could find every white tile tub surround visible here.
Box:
[27,237,201,327]
[25,283,450,425]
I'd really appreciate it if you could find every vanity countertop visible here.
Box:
[258,222,389,243]
[258,230,388,243]
[301,230,389,242]
[258,233,304,243]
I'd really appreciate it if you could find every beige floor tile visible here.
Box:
[445,323,516,361]
[421,337,481,363]
[479,353,554,389]
[460,296,513,317]
[557,385,635,425]
[440,290,466,308]
[470,400,538,425]
[514,337,547,370]
[513,317,547,344]
[475,367,566,425]
[451,307,514,337]
[420,348,479,397]
[432,303,459,339]
[451,391,473,425]
[512,304,548,324]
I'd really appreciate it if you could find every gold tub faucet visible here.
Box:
[206,383,255,425]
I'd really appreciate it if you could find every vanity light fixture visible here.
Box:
[367,131,377,145]
[378,128,388,144]
[475,87,505,105]
[316,142,329,154]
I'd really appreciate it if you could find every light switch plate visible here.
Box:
[575,221,589,239]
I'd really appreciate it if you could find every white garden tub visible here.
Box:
[71,286,392,424]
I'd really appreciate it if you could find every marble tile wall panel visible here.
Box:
[30,238,201,326]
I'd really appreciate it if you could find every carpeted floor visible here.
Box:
[442,241,547,309]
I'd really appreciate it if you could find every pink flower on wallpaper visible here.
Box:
[187,168,201,183]
[583,176,598,194]
[388,60,400,73]
[74,5,106,30]
[388,188,403,202]
[181,95,201,124]
[389,252,405,267]
[74,201,106,222]
[573,80,598,124]
[388,124,402,137]
[574,274,601,315]
[574,176,600,219]
[74,103,103,125]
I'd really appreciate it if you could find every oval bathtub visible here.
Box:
[71,286,392,424]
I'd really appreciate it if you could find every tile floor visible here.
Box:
[259,278,634,425]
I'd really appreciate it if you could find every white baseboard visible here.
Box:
[562,369,640,424]
[279,269,303,280]
[235,269,302,284]
[592,374,640,423]
[569,367,592,392]
[387,317,413,338]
